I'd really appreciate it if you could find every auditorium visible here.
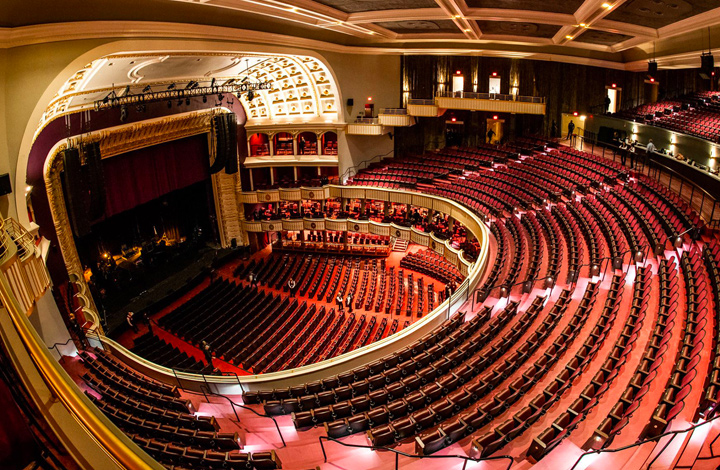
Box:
[2,1,720,469]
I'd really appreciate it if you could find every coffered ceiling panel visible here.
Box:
[312,0,437,13]
[464,0,584,14]
[605,0,718,29]
[377,19,460,34]
[575,29,634,46]
[475,20,561,38]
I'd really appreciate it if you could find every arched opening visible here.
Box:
[273,132,294,156]
[297,132,318,155]
[321,131,338,155]
[249,133,270,156]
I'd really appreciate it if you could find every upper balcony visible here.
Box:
[434,92,546,115]
[378,108,416,127]
[346,118,391,136]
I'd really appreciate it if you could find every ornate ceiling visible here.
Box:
[38,52,342,135]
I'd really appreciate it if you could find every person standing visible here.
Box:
[487,128,495,143]
[127,311,139,333]
[604,95,612,113]
[142,312,152,334]
[346,293,354,314]
[645,139,656,168]
[249,272,257,289]
[336,293,344,312]
[287,278,296,297]
[629,140,637,169]
[202,341,214,367]
[619,140,628,166]
[566,120,575,140]
[551,121,557,138]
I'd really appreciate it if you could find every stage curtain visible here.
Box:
[102,135,210,218]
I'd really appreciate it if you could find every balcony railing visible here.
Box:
[408,99,435,106]
[437,91,545,103]
[353,117,380,124]
[379,108,408,115]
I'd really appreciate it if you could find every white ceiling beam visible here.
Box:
[434,0,480,40]
[556,0,628,46]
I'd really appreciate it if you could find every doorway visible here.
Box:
[606,87,621,114]
[486,118,504,144]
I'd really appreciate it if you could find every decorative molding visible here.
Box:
[43,108,230,329]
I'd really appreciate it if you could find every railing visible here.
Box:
[318,435,514,470]
[0,218,158,469]
[437,91,545,103]
[336,149,395,183]
[379,108,408,115]
[569,414,720,470]
[353,117,379,124]
[578,132,720,228]
[408,99,436,106]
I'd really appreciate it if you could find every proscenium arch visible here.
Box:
[15,38,347,226]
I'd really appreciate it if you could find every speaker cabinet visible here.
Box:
[701,53,715,71]
[648,61,657,75]
[61,148,91,237]
[0,174,11,196]
[224,113,238,175]
[210,113,238,175]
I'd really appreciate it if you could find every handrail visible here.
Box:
[0,247,158,468]
[437,91,545,103]
[195,384,287,447]
[577,134,720,227]
[336,148,394,183]
[318,435,514,470]
[569,414,720,470]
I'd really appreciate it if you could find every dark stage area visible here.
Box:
[77,180,219,333]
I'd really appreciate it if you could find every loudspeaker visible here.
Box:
[0,174,11,196]
[346,98,354,107]
[224,113,238,175]
[61,148,91,237]
[701,53,714,71]
[209,115,228,174]
[648,61,657,75]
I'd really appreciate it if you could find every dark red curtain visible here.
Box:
[102,135,210,218]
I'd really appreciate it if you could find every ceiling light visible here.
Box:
[602,2,612,8]
[464,29,471,32]
[566,35,574,40]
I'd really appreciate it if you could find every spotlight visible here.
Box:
[223,79,236,86]
[167,83,176,90]
[500,287,509,298]
[142,85,152,93]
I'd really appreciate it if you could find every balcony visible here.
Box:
[434,92,546,115]
[346,118,390,136]
[407,99,443,117]
[378,108,416,127]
